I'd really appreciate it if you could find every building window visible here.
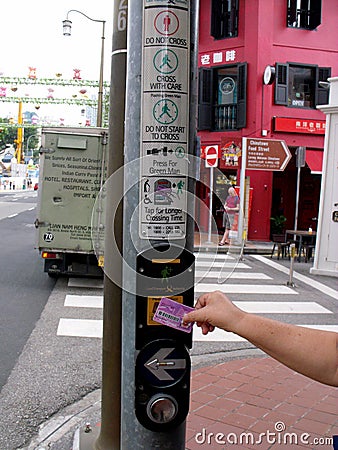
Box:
[275,63,331,108]
[287,0,321,30]
[198,63,247,131]
[211,0,239,40]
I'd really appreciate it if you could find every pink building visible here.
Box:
[196,0,338,241]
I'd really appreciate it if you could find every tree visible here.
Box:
[0,119,39,160]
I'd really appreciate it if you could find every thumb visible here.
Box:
[183,310,199,324]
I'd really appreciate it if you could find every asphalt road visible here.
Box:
[0,190,56,389]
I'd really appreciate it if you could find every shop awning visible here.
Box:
[306,150,323,174]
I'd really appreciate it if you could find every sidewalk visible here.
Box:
[187,357,337,449]
[23,355,338,450]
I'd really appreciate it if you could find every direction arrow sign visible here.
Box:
[205,145,219,168]
[244,138,291,171]
[145,347,187,381]
[136,340,190,387]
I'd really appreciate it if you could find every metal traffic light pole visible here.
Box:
[83,0,199,448]
[119,0,199,448]
[93,1,128,449]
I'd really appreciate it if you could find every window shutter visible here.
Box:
[274,63,288,105]
[316,67,331,105]
[309,1,322,29]
[211,0,222,39]
[236,63,247,129]
[229,0,239,37]
[287,0,297,27]
[198,68,213,130]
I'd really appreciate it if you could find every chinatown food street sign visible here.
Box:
[243,137,291,171]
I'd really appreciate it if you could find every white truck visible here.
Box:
[35,127,107,277]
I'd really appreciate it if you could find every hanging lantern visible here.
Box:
[73,69,81,80]
[28,67,37,79]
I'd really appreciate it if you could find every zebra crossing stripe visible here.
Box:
[195,283,298,295]
[253,255,338,300]
[64,294,103,308]
[56,318,337,340]
[63,295,330,314]
[233,301,332,314]
[68,278,104,289]
[57,318,102,338]
[195,271,272,280]
[195,262,251,269]
[195,252,236,260]
[193,324,338,342]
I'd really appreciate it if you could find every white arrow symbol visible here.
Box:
[145,348,187,381]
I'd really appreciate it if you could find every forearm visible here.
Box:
[231,314,338,387]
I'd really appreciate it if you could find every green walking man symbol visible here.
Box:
[161,265,173,292]
[177,180,185,197]
[159,100,173,120]
[160,53,173,70]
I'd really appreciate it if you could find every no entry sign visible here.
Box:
[205,145,219,168]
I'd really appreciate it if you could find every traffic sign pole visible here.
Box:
[205,166,214,244]
[204,145,219,244]
[93,1,128,450]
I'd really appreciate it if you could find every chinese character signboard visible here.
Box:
[273,117,326,135]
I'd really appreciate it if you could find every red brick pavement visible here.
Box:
[186,357,338,449]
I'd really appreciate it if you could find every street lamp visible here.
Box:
[62,10,106,127]
[26,134,38,160]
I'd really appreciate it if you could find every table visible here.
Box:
[285,230,317,262]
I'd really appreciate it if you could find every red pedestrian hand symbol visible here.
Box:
[154,11,179,36]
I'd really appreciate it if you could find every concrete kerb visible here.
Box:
[18,390,101,450]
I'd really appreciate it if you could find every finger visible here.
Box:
[183,311,200,324]
[195,293,209,309]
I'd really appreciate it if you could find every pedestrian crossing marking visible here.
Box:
[68,278,104,289]
[193,324,338,342]
[195,271,271,280]
[64,294,103,308]
[63,295,330,314]
[56,318,337,340]
[56,254,336,341]
[253,254,338,300]
[195,252,236,261]
[57,318,103,338]
[195,283,298,294]
[233,301,332,314]
[195,262,251,269]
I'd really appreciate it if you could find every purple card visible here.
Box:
[153,297,194,333]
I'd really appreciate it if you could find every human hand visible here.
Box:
[183,291,245,335]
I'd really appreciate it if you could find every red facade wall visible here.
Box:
[197,0,338,241]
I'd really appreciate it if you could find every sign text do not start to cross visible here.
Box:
[139,0,190,240]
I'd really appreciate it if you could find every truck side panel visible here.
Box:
[36,127,107,275]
